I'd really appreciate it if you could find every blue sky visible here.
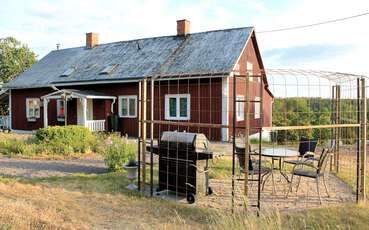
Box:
[0,0,368,77]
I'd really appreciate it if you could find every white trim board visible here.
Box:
[221,76,229,141]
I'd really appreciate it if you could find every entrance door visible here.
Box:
[77,99,93,125]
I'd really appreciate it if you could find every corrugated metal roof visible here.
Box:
[6,27,253,89]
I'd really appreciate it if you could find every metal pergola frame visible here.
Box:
[136,69,368,212]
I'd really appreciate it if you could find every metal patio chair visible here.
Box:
[235,146,270,187]
[285,148,332,204]
[284,137,318,166]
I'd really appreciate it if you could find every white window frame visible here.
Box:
[236,95,244,121]
[254,96,261,119]
[247,61,253,82]
[26,98,40,121]
[165,94,190,120]
[118,95,137,118]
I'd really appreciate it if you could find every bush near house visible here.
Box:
[0,126,98,156]
[35,125,96,154]
[0,127,138,166]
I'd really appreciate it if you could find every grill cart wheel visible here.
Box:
[186,193,196,204]
[208,187,213,195]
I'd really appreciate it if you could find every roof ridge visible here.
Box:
[51,27,254,53]
[6,26,254,89]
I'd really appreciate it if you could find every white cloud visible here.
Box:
[253,0,369,75]
[0,0,368,77]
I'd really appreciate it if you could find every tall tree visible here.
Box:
[0,37,37,84]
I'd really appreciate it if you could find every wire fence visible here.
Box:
[135,69,368,212]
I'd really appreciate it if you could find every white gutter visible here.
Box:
[5,74,228,90]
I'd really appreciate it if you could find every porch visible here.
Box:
[41,89,116,132]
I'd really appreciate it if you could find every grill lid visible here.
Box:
[160,131,209,151]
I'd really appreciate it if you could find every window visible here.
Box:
[247,61,253,81]
[60,67,75,77]
[236,95,244,121]
[57,99,65,121]
[118,95,137,118]
[26,98,40,121]
[254,96,261,119]
[100,64,118,75]
[165,94,190,120]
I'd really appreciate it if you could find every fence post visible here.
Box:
[150,78,154,196]
[356,78,360,202]
[141,78,147,190]
[335,85,341,173]
[330,86,335,172]
[359,78,367,202]
[137,81,142,190]
[244,74,250,196]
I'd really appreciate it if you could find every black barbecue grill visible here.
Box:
[151,131,213,203]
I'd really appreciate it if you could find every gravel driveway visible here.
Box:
[0,156,109,178]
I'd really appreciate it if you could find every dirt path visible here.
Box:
[0,156,108,178]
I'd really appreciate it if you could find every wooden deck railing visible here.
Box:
[85,120,105,132]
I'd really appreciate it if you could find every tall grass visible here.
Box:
[207,209,282,230]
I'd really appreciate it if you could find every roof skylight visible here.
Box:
[60,67,75,77]
[99,64,118,75]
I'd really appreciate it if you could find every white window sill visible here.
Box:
[165,117,190,121]
[27,118,38,122]
[119,115,137,118]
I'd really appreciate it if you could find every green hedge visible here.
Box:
[35,125,96,154]
[0,127,137,160]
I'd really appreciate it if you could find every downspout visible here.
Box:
[109,98,117,132]
[111,98,116,113]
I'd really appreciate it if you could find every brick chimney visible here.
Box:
[177,19,190,36]
[86,32,99,48]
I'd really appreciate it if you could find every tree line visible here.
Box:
[272,97,360,144]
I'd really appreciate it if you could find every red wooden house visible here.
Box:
[5,20,273,141]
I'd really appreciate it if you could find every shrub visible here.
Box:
[35,126,96,154]
[104,134,136,171]
[0,138,36,156]
[92,132,111,154]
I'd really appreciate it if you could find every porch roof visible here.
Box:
[41,89,116,100]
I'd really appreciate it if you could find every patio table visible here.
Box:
[256,148,299,194]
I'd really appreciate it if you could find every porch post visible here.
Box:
[81,98,87,127]
[43,98,49,128]
[64,98,68,126]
